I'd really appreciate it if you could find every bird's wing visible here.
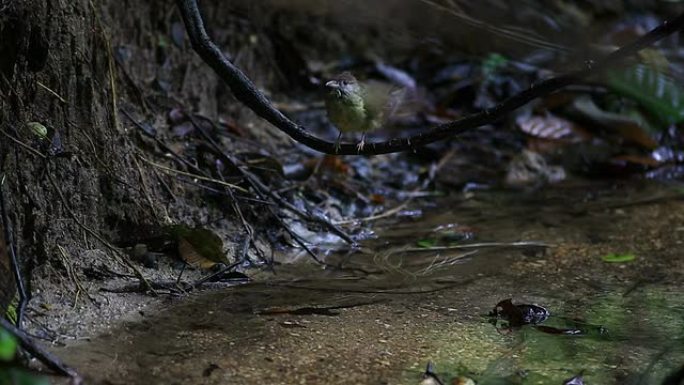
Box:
[361,80,405,124]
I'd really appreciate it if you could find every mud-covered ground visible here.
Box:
[46,181,684,385]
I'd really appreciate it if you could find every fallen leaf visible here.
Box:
[601,253,636,263]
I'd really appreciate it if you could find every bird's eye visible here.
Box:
[340,80,347,86]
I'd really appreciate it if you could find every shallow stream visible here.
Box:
[52,180,684,385]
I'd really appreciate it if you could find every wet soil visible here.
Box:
[49,180,684,385]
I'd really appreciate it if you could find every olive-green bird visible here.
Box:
[324,72,403,153]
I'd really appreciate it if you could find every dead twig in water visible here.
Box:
[257,298,390,316]
[401,241,550,252]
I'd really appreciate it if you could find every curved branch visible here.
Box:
[176,0,684,155]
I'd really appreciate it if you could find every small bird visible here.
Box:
[324,72,404,153]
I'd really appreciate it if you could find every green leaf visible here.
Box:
[0,327,17,361]
[606,65,684,126]
[416,239,435,248]
[5,296,18,324]
[601,253,636,263]
[26,122,48,140]
[482,53,508,78]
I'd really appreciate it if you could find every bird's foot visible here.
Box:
[334,132,342,154]
[356,133,366,153]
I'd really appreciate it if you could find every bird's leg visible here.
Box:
[356,132,366,153]
[334,132,342,154]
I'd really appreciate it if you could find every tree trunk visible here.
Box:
[0,0,228,312]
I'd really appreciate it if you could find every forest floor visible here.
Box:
[3,2,683,385]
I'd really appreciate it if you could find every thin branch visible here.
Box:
[190,242,248,289]
[139,156,248,193]
[418,0,568,52]
[400,241,550,252]
[0,316,80,380]
[120,108,203,173]
[36,81,67,104]
[175,0,684,155]
[0,129,47,159]
[46,171,154,293]
[334,149,455,225]
[0,174,28,327]
[189,116,356,245]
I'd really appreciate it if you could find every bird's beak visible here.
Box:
[325,80,341,97]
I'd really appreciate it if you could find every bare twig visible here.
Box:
[175,0,684,155]
[56,245,96,306]
[186,116,335,262]
[419,0,567,52]
[214,164,259,262]
[0,129,47,159]
[335,150,455,225]
[189,116,355,245]
[191,260,244,289]
[265,202,326,264]
[101,279,245,294]
[90,0,120,134]
[0,174,28,327]
[246,170,355,244]
[401,241,549,252]
[36,81,67,104]
[0,316,80,380]
[150,165,178,202]
[120,108,205,173]
[139,156,248,193]
[46,171,154,293]
[131,154,161,221]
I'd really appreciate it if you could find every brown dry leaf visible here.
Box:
[320,155,350,174]
[611,120,659,150]
[571,96,658,149]
[178,237,217,270]
[611,154,662,168]
[243,153,284,177]
[297,155,352,177]
[541,91,577,110]
[518,112,590,153]
[516,113,580,141]
[526,137,570,154]
[369,194,385,205]
[219,117,249,137]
